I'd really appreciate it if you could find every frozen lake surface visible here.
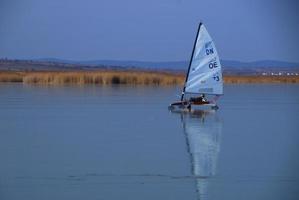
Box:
[0,84,298,200]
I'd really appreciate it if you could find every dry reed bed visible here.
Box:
[0,71,184,85]
[223,75,299,84]
[0,71,23,82]
[0,71,299,85]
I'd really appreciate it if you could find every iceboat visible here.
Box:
[169,22,223,111]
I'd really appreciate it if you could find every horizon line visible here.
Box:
[1,57,299,64]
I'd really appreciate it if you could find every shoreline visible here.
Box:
[0,70,298,85]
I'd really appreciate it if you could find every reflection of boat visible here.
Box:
[169,22,223,111]
[172,110,222,200]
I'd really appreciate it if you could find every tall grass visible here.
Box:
[224,75,299,84]
[0,71,298,85]
[0,71,23,82]
[21,71,185,85]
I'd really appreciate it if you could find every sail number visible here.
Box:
[209,61,218,69]
[206,48,214,55]
[213,73,220,82]
[205,41,214,55]
[213,75,220,81]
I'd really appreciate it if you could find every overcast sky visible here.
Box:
[0,0,298,62]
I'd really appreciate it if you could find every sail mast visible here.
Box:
[181,22,202,101]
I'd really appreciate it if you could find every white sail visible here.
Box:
[185,24,223,95]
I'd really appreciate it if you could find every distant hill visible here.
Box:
[36,58,188,70]
[1,58,299,75]
[221,60,299,68]
[36,58,299,70]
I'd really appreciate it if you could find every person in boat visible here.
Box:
[189,94,208,104]
[186,94,208,110]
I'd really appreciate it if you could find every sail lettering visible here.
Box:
[206,48,214,55]
[205,41,214,55]
[209,61,218,69]
[213,75,220,81]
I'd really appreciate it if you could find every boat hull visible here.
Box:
[168,101,219,111]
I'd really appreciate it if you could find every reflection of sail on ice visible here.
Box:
[181,112,222,200]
